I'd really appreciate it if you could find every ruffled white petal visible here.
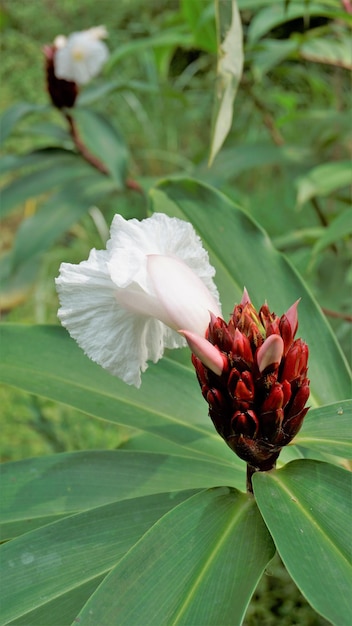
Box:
[107,212,221,307]
[56,213,221,387]
[56,249,184,387]
[54,31,109,85]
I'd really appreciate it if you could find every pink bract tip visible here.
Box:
[179,329,225,376]
[240,287,251,306]
[257,334,284,373]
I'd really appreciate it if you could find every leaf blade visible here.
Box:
[0,490,200,625]
[0,323,242,467]
[294,399,352,458]
[209,0,244,164]
[253,460,352,626]
[74,488,275,626]
[0,450,245,535]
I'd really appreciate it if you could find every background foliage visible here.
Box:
[0,0,351,624]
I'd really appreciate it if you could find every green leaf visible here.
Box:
[209,0,244,165]
[0,450,244,537]
[181,0,217,53]
[253,460,352,626]
[6,576,106,626]
[0,154,95,218]
[70,109,128,186]
[300,31,352,70]
[74,488,275,626]
[0,102,48,145]
[202,142,312,181]
[0,148,77,176]
[296,160,352,207]
[0,489,199,625]
[106,30,193,72]
[0,251,40,312]
[247,3,351,45]
[250,38,299,79]
[310,208,352,259]
[152,178,351,405]
[294,399,352,458]
[26,121,71,144]
[0,326,243,471]
[77,79,160,106]
[11,174,117,269]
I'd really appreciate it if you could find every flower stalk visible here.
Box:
[43,28,142,193]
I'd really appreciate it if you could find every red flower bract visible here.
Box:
[191,292,310,485]
[44,44,78,109]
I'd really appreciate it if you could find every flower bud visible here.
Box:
[44,44,78,109]
[189,291,310,488]
[281,339,309,383]
[231,410,259,438]
[231,328,253,369]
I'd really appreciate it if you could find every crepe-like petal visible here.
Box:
[56,213,222,387]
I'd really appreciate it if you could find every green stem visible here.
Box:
[246,459,277,494]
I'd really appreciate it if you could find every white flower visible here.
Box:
[53,26,109,85]
[56,213,222,387]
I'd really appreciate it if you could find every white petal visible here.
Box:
[56,249,184,387]
[86,25,108,40]
[108,213,221,311]
[56,212,221,387]
[54,35,67,49]
[147,254,221,335]
[54,32,109,84]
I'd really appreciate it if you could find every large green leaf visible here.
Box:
[152,178,351,405]
[209,0,243,165]
[6,576,106,626]
[0,489,200,625]
[253,460,352,626]
[70,109,128,186]
[0,324,242,468]
[0,450,245,541]
[74,488,275,626]
[294,399,352,458]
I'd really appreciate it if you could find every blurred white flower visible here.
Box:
[53,26,109,85]
[56,213,222,387]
